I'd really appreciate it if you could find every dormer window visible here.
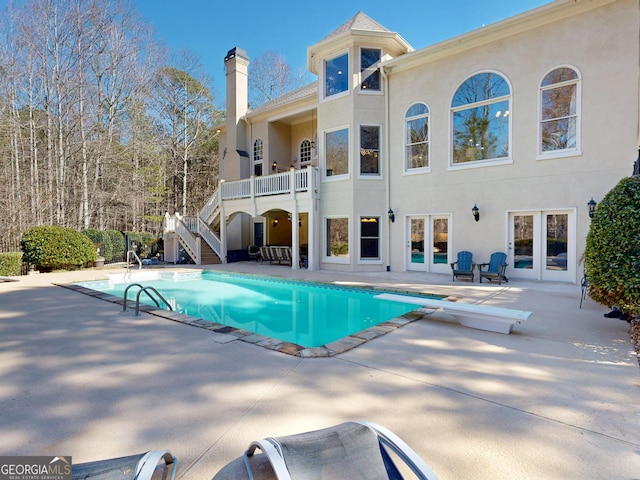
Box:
[360,48,381,91]
[325,52,349,97]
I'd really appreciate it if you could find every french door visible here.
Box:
[508,210,575,282]
[407,215,450,273]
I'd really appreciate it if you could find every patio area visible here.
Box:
[0,263,638,479]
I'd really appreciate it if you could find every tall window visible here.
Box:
[451,72,511,165]
[360,48,381,91]
[540,67,580,155]
[405,103,429,170]
[360,217,380,260]
[300,139,312,165]
[325,127,349,177]
[325,52,348,97]
[360,125,380,175]
[326,217,349,260]
[253,139,263,176]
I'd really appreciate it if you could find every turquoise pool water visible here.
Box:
[77,271,437,348]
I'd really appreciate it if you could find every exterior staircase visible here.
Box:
[166,187,224,265]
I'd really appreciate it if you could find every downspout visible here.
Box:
[382,65,392,272]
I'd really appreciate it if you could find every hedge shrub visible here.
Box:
[81,228,112,260]
[0,252,22,276]
[585,176,640,313]
[21,226,97,271]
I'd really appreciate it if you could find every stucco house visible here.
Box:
[163,0,639,284]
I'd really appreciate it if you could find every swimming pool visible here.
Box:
[77,270,440,348]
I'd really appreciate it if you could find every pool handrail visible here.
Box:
[122,283,173,315]
[134,286,173,316]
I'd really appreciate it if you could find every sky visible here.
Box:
[135,0,552,106]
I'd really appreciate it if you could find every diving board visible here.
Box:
[375,293,531,334]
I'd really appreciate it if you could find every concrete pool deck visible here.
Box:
[0,263,638,479]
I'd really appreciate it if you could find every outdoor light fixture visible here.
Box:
[273,218,279,227]
[472,204,480,222]
[388,208,395,223]
[588,198,597,218]
[272,161,278,172]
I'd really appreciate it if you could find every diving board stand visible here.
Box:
[375,293,531,334]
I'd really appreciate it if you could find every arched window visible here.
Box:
[300,139,312,165]
[539,66,580,155]
[451,72,511,165]
[253,139,263,176]
[405,103,429,171]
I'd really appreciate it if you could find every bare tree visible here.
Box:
[248,50,309,108]
[152,55,216,216]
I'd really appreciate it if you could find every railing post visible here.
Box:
[289,167,296,199]
[219,205,227,264]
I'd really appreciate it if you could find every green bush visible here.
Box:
[81,228,112,260]
[21,226,97,271]
[585,176,640,313]
[0,252,22,276]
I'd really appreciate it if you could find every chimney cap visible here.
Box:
[224,47,248,62]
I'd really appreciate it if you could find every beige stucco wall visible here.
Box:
[383,0,638,282]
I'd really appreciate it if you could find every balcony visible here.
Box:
[220,167,318,203]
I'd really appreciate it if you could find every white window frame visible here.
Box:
[537,65,582,160]
[358,216,382,263]
[300,139,312,166]
[358,124,381,178]
[449,70,513,170]
[404,102,430,175]
[322,51,350,101]
[323,125,350,181]
[359,47,383,94]
[324,215,350,264]
[253,138,264,176]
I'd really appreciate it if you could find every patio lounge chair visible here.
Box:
[72,450,177,480]
[242,421,439,480]
[259,246,274,264]
[248,245,261,262]
[450,251,475,281]
[478,252,509,285]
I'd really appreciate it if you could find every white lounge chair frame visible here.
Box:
[243,420,438,480]
[72,450,177,480]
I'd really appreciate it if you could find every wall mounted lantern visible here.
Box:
[472,204,480,222]
[272,161,278,172]
[273,218,279,227]
[588,198,597,218]
[388,208,395,223]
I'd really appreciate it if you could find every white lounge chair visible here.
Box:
[242,421,438,480]
[72,450,177,480]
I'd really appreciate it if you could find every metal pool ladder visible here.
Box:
[123,283,173,316]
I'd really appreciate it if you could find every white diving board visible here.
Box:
[375,293,532,334]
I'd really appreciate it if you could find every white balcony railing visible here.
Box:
[220,167,316,202]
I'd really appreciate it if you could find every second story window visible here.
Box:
[300,139,312,166]
[360,48,381,91]
[360,125,380,175]
[405,103,429,171]
[451,71,511,166]
[253,139,263,176]
[539,66,580,156]
[325,52,348,98]
[325,127,349,178]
